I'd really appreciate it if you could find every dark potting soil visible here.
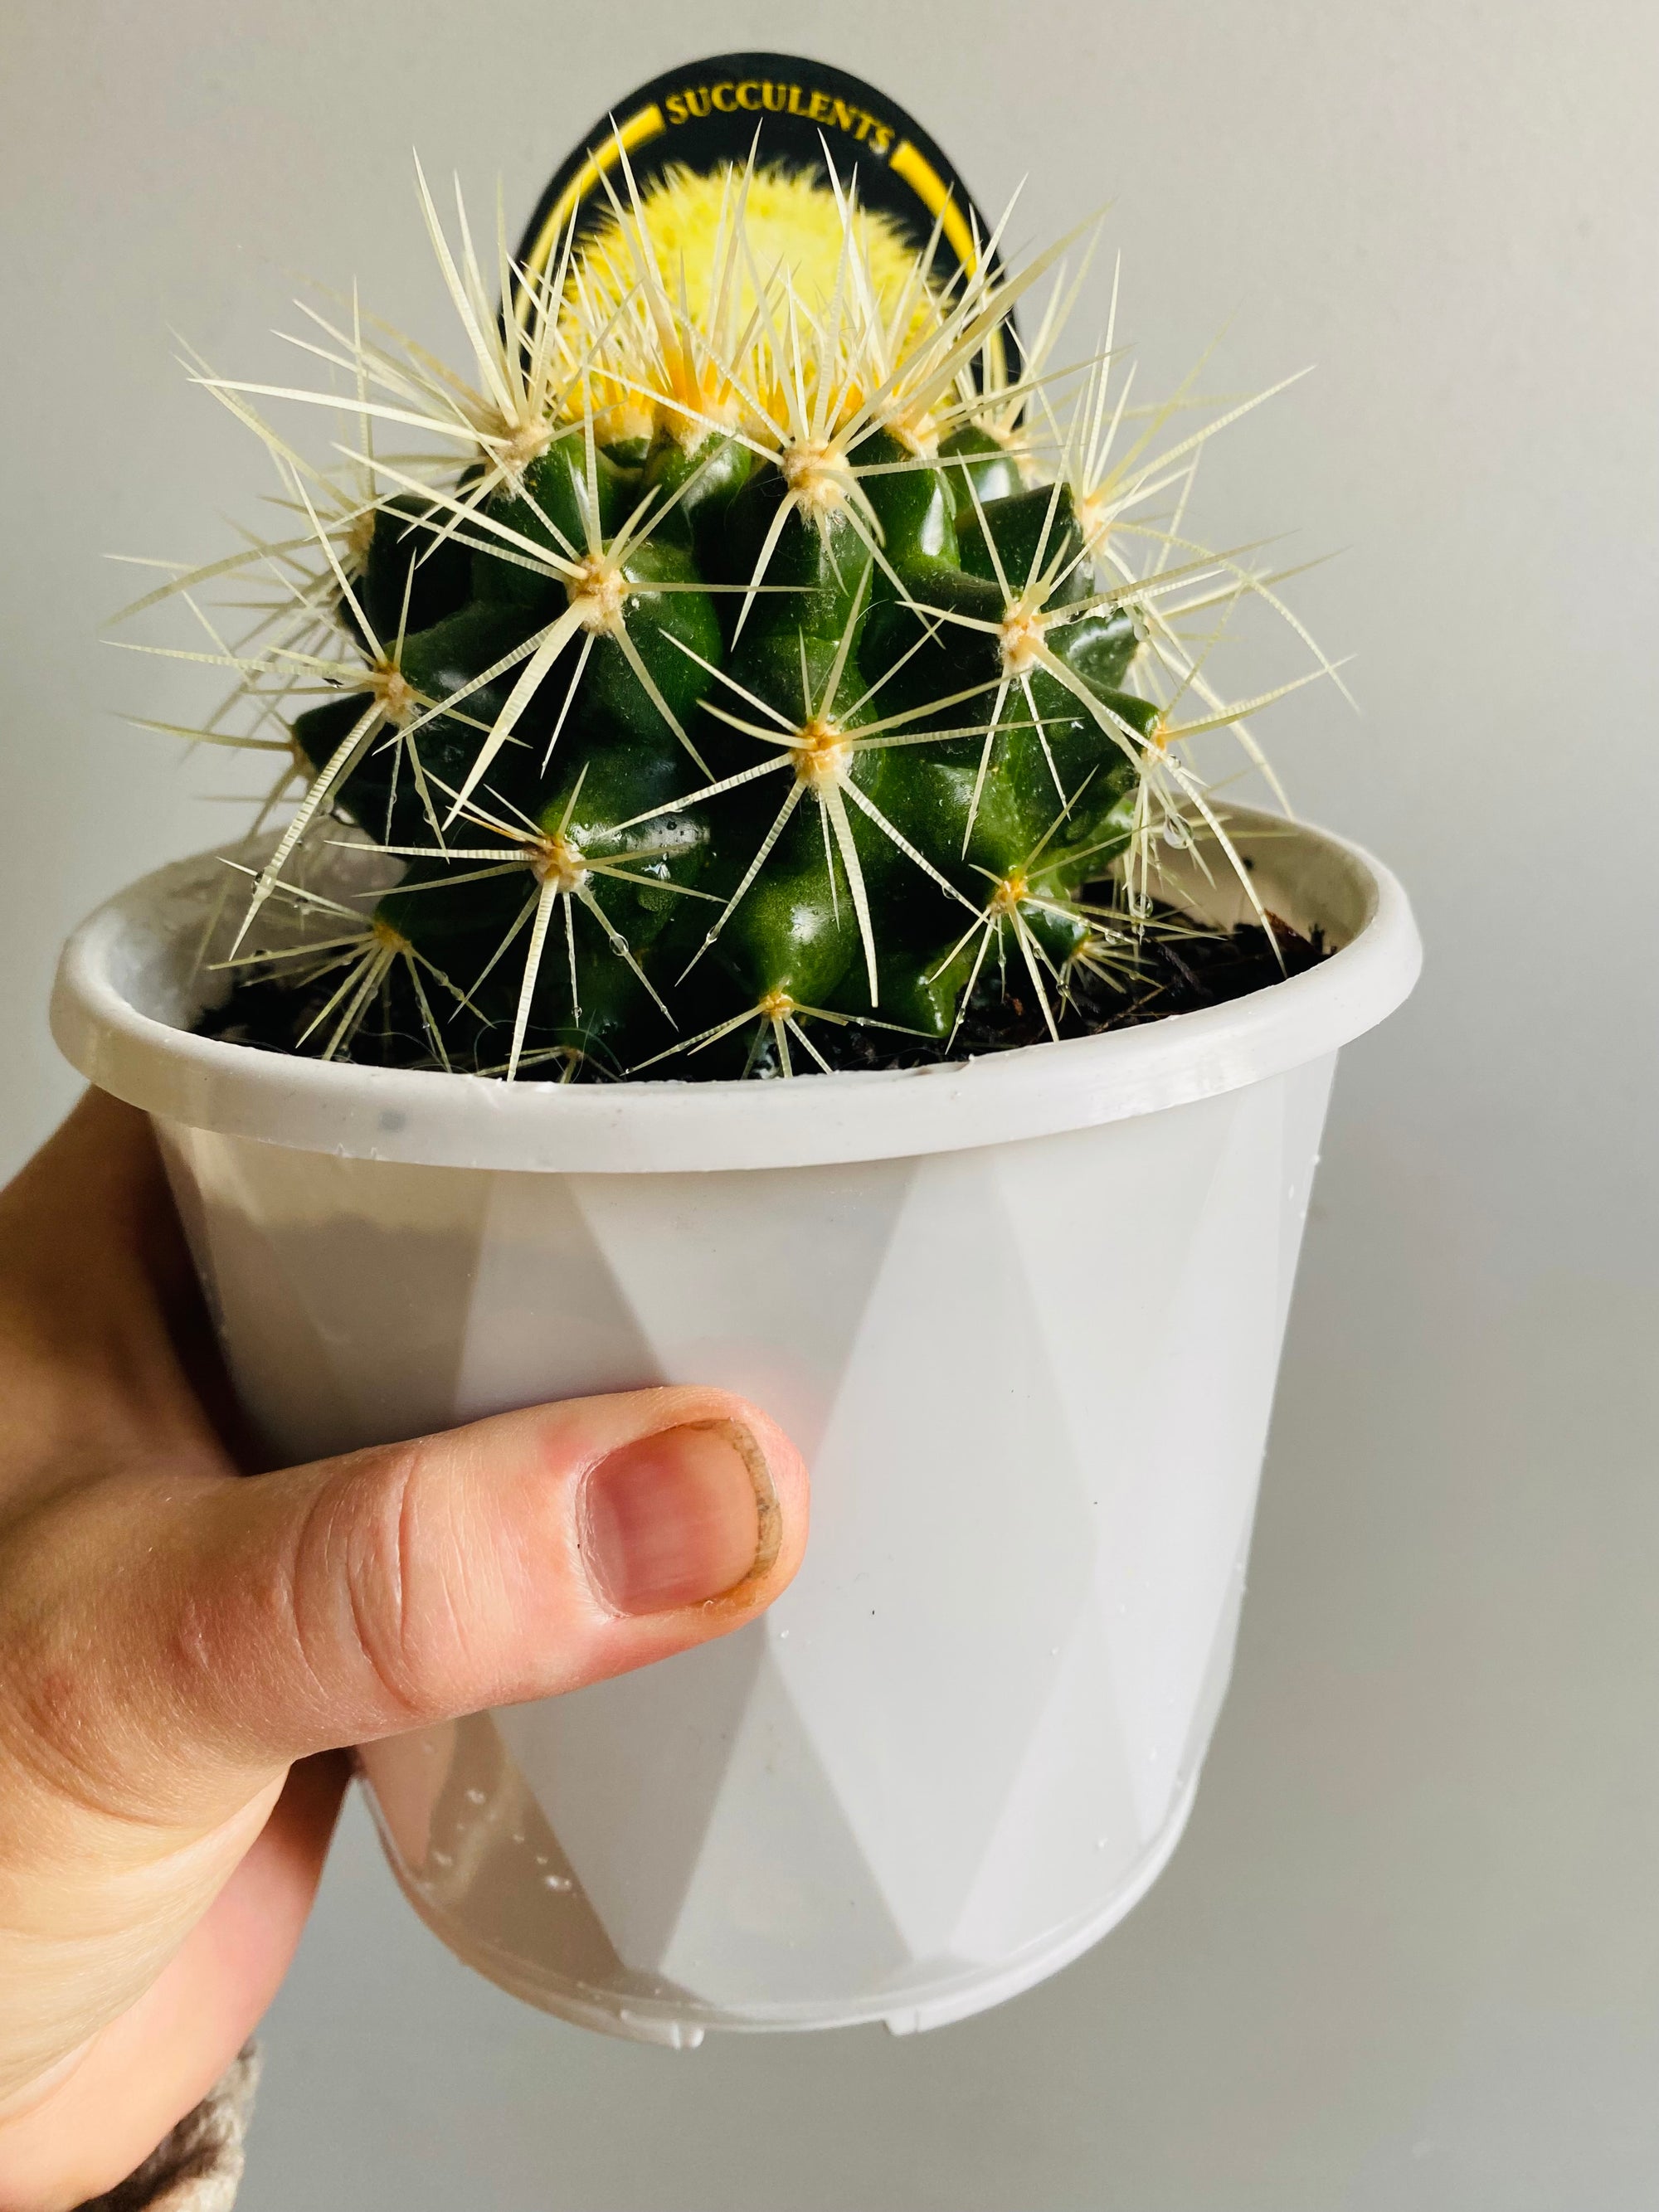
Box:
[194,892,1330,1082]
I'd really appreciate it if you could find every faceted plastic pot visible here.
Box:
[51,808,1419,2044]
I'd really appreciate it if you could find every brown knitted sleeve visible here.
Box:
[75,2046,260,2212]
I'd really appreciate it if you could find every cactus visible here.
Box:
[124,153,1340,1079]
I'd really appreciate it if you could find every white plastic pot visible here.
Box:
[52,808,1418,2045]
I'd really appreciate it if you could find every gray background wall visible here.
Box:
[2,2,1654,2205]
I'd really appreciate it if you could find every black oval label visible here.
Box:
[515,53,1005,308]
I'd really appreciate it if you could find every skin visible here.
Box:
[0,1094,809,2210]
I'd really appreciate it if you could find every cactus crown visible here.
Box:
[121,148,1341,1081]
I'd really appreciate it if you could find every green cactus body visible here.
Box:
[142,153,1332,1078]
[299,397,1157,1076]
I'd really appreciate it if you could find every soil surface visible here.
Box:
[195,897,1329,1082]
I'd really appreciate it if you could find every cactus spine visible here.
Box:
[127,153,1337,1079]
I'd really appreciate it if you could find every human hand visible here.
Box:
[0,1092,807,2210]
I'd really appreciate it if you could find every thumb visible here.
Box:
[9,1385,805,1823]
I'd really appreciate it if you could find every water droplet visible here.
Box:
[533,1853,548,1867]
[542,1872,572,1893]
[465,1787,485,1804]
[430,1849,453,1868]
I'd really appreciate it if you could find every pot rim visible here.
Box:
[51,805,1420,1173]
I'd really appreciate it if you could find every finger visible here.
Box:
[4,1385,807,1826]
[0,1755,348,2210]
